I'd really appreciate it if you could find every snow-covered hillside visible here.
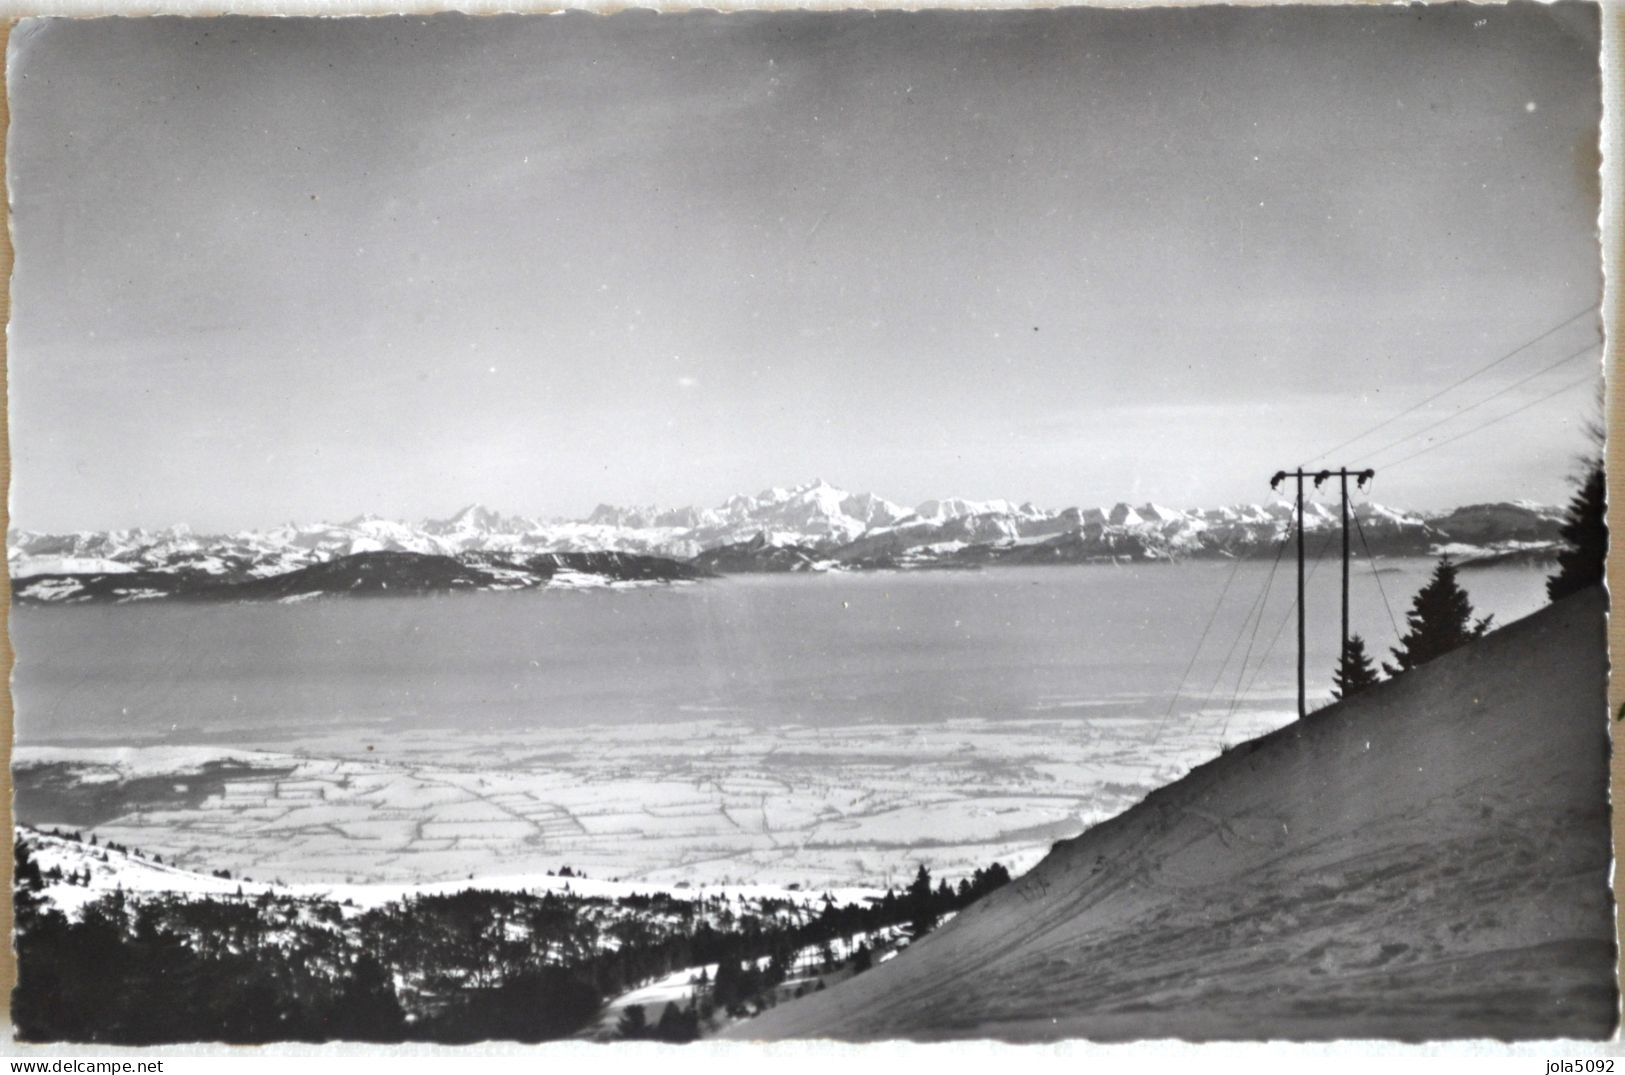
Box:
[730,588,1614,1042]
[18,825,884,919]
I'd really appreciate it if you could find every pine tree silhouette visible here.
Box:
[1383,557,1492,677]
[616,1003,648,1040]
[1547,463,1606,602]
[656,1000,696,1043]
[907,864,937,938]
[1331,634,1380,700]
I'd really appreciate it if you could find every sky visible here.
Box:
[6,5,1605,532]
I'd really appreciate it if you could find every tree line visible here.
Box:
[12,835,1009,1045]
[613,860,1009,1042]
[1331,456,1604,701]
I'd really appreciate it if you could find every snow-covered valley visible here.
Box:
[14,707,1285,891]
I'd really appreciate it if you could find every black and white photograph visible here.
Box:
[4,4,1614,1046]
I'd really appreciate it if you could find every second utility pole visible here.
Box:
[1314,468,1376,671]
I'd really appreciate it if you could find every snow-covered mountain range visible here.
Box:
[8,478,1566,600]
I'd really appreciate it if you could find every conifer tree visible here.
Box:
[1331,635,1380,701]
[1383,557,1492,677]
[1547,463,1606,602]
[656,1000,692,1043]
[907,864,937,938]
[13,839,44,917]
[616,1003,647,1040]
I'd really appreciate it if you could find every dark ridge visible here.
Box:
[693,534,823,574]
[12,549,711,606]
[14,759,301,829]
[519,550,714,581]
[204,550,494,600]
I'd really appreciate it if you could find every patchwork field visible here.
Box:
[13,708,1290,889]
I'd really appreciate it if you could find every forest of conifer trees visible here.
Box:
[12,833,1009,1044]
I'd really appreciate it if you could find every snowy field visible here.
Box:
[13,708,1292,890]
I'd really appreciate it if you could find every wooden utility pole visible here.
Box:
[1342,474,1350,659]
[1270,468,1310,719]
[1270,467,1375,719]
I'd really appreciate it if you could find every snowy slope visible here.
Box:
[729,588,1613,1042]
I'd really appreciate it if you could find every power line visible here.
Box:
[1152,552,1247,745]
[1350,507,1402,641]
[1193,541,1287,724]
[1219,537,1289,741]
[1380,370,1599,470]
[1303,303,1598,466]
[1356,340,1600,466]
[1228,528,1339,733]
[1227,530,1336,736]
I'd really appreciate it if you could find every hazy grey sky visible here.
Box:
[7,6,1604,531]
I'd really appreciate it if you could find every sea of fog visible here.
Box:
[13,560,1551,746]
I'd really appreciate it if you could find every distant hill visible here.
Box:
[12,549,708,605]
[693,533,828,573]
[728,588,1613,1042]
[216,550,495,599]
